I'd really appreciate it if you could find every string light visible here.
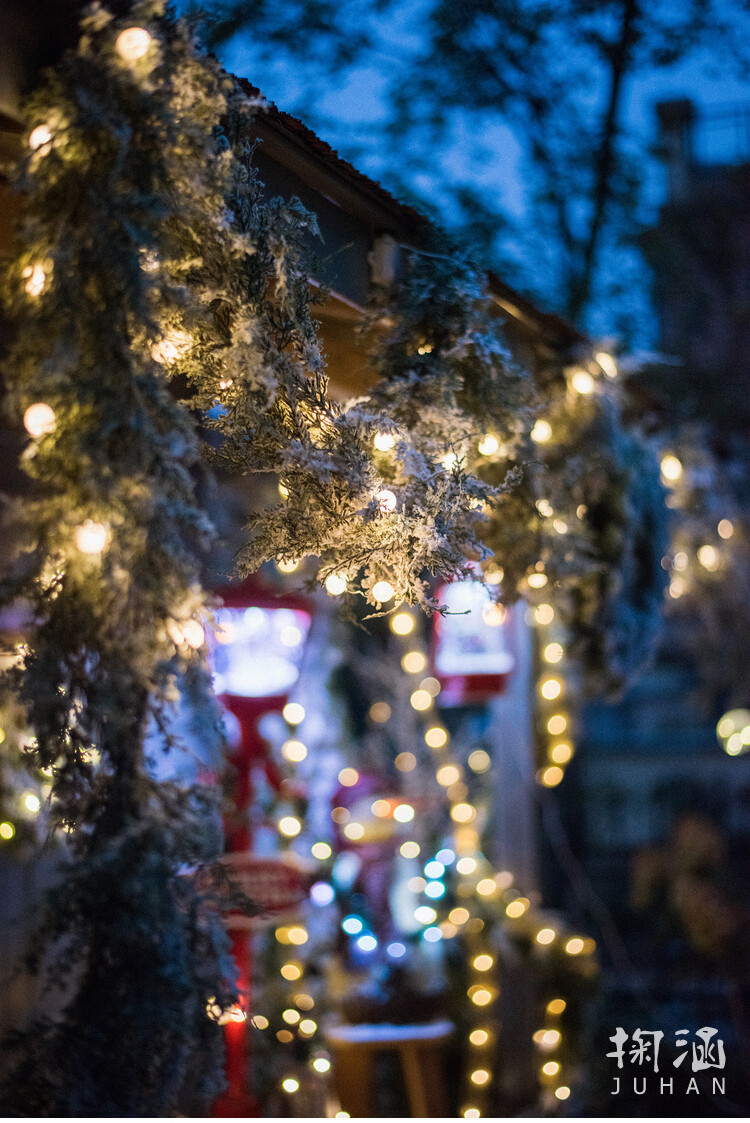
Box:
[395,751,416,772]
[369,701,391,722]
[547,714,567,735]
[555,1086,571,1101]
[543,643,563,663]
[150,330,191,365]
[467,749,490,773]
[180,619,204,649]
[473,954,493,971]
[410,688,432,711]
[506,898,528,918]
[343,822,365,841]
[374,432,396,452]
[565,937,584,955]
[372,580,395,602]
[115,27,152,61]
[391,612,414,635]
[550,743,573,764]
[718,519,734,539]
[24,793,41,813]
[324,573,348,595]
[283,702,305,725]
[531,419,552,443]
[527,572,548,588]
[282,740,307,763]
[393,803,415,822]
[23,403,56,438]
[470,1029,489,1045]
[281,1077,299,1094]
[23,264,47,297]
[547,998,566,1015]
[425,726,448,748]
[280,963,302,981]
[0,823,15,840]
[451,803,476,824]
[476,878,496,896]
[539,765,564,787]
[437,764,461,786]
[456,857,476,874]
[697,544,719,571]
[534,603,554,625]
[536,927,556,945]
[660,454,682,483]
[74,520,109,555]
[542,1061,560,1077]
[376,490,397,512]
[470,1069,490,1085]
[540,678,562,700]
[278,816,301,838]
[29,124,52,150]
[400,841,420,858]
[402,650,426,673]
[277,558,299,573]
[313,1058,331,1073]
[478,434,499,456]
[596,351,617,378]
[570,369,594,395]
[311,841,331,860]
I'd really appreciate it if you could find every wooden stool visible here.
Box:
[323,1019,454,1118]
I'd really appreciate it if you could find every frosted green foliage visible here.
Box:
[170,134,510,610]
[361,247,669,692]
[0,4,237,1113]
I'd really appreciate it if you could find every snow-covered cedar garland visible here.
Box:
[0,0,669,1114]
[0,4,238,1114]
[362,249,669,693]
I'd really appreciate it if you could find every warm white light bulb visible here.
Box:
[29,125,52,151]
[115,27,152,62]
[74,520,109,555]
[660,454,682,483]
[23,264,47,297]
[374,431,396,452]
[376,489,397,512]
[478,434,499,456]
[531,419,552,443]
[151,330,191,365]
[570,369,594,395]
[23,403,56,438]
[181,619,205,649]
[372,580,395,602]
[325,573,348,596]
[596,351,617,379]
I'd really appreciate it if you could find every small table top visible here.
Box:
[323,1019,454,1047]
